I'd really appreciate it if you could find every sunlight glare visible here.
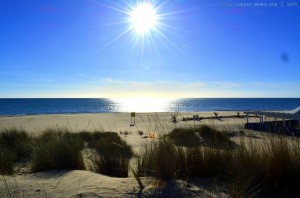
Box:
[129,2,158,35]
[112,98,173,112]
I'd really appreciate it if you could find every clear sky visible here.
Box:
[0,0,299,98]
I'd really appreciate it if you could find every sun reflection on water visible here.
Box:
[110,98,176,112]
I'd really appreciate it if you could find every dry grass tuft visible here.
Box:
[0,128,32,175]
[0,128,134,178]
[137,125,300,196]
[80,131,133,177]
[31,129,85,172]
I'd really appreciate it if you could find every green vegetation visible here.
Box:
[167,127,200,147]
[168,125,234,149]
[0,128,32,174]
[31,129,85,172]
[0,147,15,175]
[80,131,133,177]
[1,125,300,196]
[0,128,132,177]
[136,131,229,180]
[136,138,182,180]
[137,125,300,196]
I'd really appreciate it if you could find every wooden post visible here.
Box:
[260,114,263,123]
[246,114,249,124]
[283,117,286,127]
[130,112,136,126]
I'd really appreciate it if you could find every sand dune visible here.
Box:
[0,112,253,197]
[1,170,225,197]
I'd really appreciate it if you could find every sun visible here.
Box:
[129,2,158,35]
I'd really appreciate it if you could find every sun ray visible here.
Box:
[87,0,217,72]
[153,27,184,55]
[88,0,129,14]
[99,27,132,50]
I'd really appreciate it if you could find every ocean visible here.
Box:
[0,98,300,116]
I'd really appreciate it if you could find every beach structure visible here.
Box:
[130,112,136,126]
[244,106,300,135]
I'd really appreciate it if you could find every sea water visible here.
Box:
[0,98,300,116]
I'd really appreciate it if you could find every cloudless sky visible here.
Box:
[0,0,299,98]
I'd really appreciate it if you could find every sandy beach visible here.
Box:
[0,111,255,133]
[1,169,225,197]
[0,111,261,197]
[0,111,255,152]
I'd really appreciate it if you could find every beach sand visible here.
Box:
[0,111,257,133]
[1,170,226,197]
[0,111,259,197]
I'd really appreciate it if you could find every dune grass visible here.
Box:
[136,138,182,180]
[197,125,234,148]
[167,128,201,147]
[2,124,300,196]
[136,137,228,180]
[31,129,85,172]
[0,146,16,175]
[0,128,32,175]
[80,131,133,177]
[0,128,32,159]
[167,125,235,149]
[0,128,133,177]
[136,125,300,196]
[32,130,133,177]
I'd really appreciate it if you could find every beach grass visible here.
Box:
[0,128,133,177]
[31,129,85,172]
[0,128,32,160]
[0,128,32,175]
[32,130,134,177]
[167,125,234,148]
[136,125,300,196]
[136,138,181,180]
[83,131,133,177]
[2,124,300,196]
[167,127,201,147]
[136,135,229,180]
[0,146,15,175]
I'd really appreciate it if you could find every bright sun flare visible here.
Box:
[129,3,158,35]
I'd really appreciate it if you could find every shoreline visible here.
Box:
[0,109,291,117]
[0,110,247,117]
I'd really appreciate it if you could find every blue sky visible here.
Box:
[0,0,299,98]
